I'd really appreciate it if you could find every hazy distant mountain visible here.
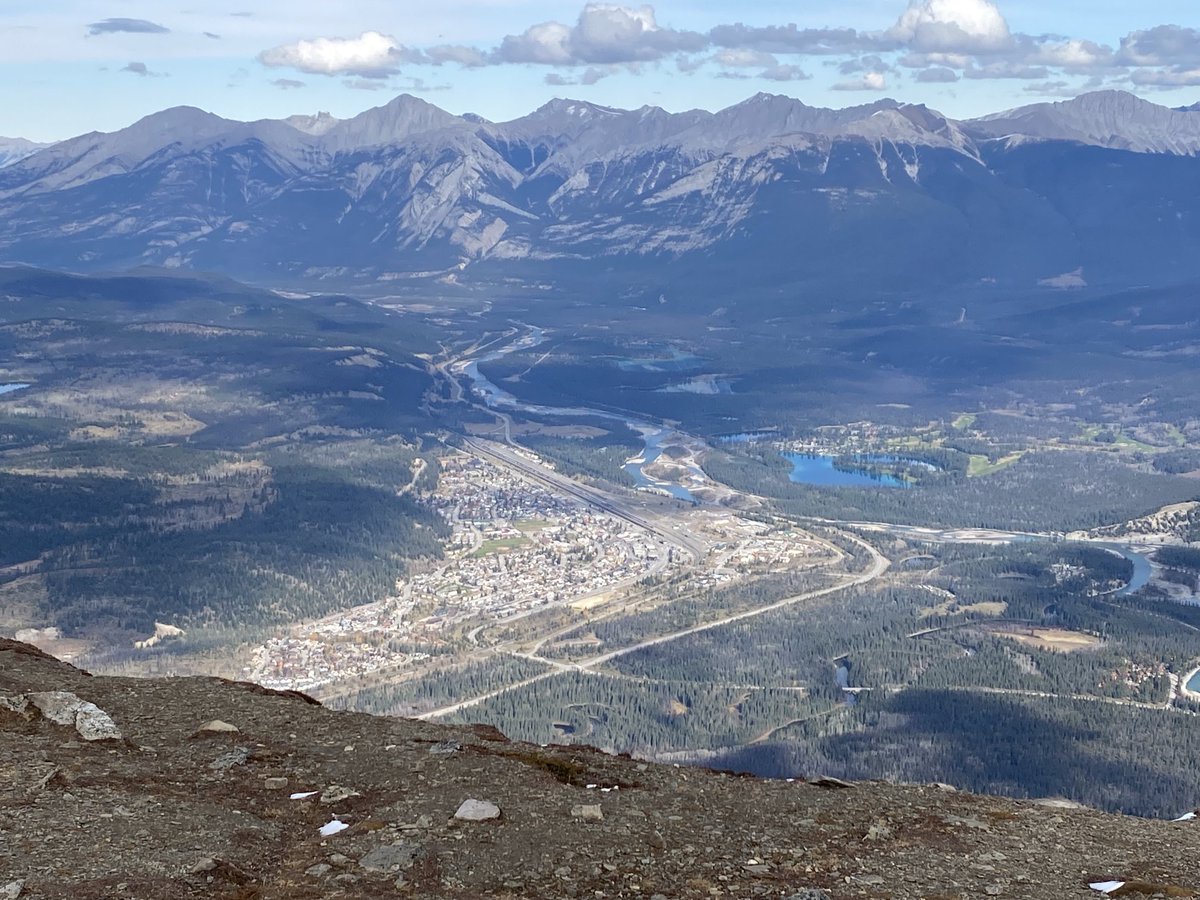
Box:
[0,90,1198,294]
[283,111,340,136]
[967,90,1200,155]
[0,137,49,169]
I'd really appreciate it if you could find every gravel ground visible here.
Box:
[2,638,1199,899]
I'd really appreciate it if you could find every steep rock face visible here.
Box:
[0,91,1199,291]
[3,637,1200,899]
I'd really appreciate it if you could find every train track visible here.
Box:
[461,436,708,561]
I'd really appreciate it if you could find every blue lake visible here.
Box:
[0,383,29,395]
[784,453,918,489]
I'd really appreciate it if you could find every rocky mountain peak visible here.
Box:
[284,110,341,136]
[968,89,1200,155]
[326,93,466,148]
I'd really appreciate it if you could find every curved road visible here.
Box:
[418,531,889,720]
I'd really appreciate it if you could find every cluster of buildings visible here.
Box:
[1101,659,1169,696]
[699,512,834,581]
[244,451,665,690]
[247,635,430,693]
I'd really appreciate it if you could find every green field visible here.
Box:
[968,451,1025,477]
[472,536,531,557]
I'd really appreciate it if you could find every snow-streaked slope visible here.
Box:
[0,107,321,198]
[1,90,1200,290]
[0,137,50,169]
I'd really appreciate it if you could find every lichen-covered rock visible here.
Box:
[0,694,28,716]
[27,691,83,725]
[73,701,122,742]
[25,691,121,741]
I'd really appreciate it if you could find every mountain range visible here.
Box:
[1,90,1199,293]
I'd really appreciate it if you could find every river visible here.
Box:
[1106,545,1153,597]
[456,329,699,503]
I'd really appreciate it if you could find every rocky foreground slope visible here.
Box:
[2,638,1199,900]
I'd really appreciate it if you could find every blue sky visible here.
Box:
[4,1,1200,141]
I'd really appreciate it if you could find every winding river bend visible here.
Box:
[455,328,701,502]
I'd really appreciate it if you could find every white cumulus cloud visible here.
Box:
[246,2,1200,100]
[833,71,888,91]
[889,0,1012,53]
[496,21,574,64]
[494,4,705,66]
[258,31,416,77]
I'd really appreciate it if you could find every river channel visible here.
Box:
[457,329,700,502]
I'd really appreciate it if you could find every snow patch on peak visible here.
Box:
[0,137,50,168]
[536,98,621,119]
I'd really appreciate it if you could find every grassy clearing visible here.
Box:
[884,436,943,451]
[1079,425,1162,454]
[1163,424,1188,447]
[472,536,530,557]
[990,626,1102,654]
[918,599,1009,618]
[952,413,977,430]
[968,452,1024,477]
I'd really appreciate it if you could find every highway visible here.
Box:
[573,531,888,671]
[418,530,890,720]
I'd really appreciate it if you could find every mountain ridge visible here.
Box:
[1,89,1199,293]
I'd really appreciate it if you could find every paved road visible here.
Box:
[419,531,889,720]
[573,534,888,671]
[928,684,1200,717]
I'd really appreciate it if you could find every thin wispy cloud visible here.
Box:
[88,18,170,36]
[120,61,166,77]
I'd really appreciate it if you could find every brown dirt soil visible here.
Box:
[1,638,1199,899]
